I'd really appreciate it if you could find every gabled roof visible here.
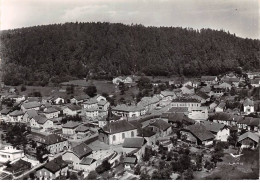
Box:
[199,86,211,93]
[194,91,210,100]
[42,156,68,174]
[172,98,200,103]
[112,104,144,112]
[201,121,226,133]
[83,98,98,105]
[137,126,156,137]
[44,107,59,114]
[33,115,49,124]
[248,118,260,127]
[26,109,38,118]
[212,112,234,121]
[75,125,89,132]
[149,119,171,131]
[73,95,90,101]
[66,104,82,111]
[201,76,217,81]
[0,108,11,115]
[216,102,226,109]
[22,101,41,109]
[9,110,24,117]
[161,91,176,97]
[102,120,137,134]
[62,121,81,129]
[80,157,96,165]
[37,134,67,145]
[71,143,92,159]
[184,123,215,141]
[4,159,31,173]
[243,98,254,106]
[122,137,146,148]
[238,132,259,143]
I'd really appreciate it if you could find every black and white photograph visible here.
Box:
[0,0,259,180]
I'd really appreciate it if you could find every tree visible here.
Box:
[143,146,153,162]
[84,85,97,97]
[140,170,150,180]
[69,173,78,180]
[228,132,238,147]
[183,168,193,180]
[87,171,98,180]
[66,85,74,95]
[134,164,141,175]
[29,172,35,180]
[21,85,27,92]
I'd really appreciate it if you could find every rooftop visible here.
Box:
[101,120,137,134]
[122,137,146,148]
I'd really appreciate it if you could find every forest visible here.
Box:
[0,22,259,86]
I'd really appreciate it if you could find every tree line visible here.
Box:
[0,22,259,86]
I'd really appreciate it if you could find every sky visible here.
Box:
[1,0,259,39]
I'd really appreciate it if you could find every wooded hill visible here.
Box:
[0,22,259,86]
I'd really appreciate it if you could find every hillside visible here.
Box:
[0,22,259,86]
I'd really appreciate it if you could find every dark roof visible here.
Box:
[195,91,210,100]
[75,125,89,132]
[71,143,92,159]
[238,132,259,143]
[212,112,234,121]
[184,123,215,141]
[201,76,217,81]
[26,109,38,118]
[122,138,146,148]
[0,108,11,115]
[248,118,260,127]
[4,159,31,173]
[37,134,67,145]
[33,115,49,124]
[172,98,200,103]
[80,157,96,165]
[9,110,24,117]
[137,126,156,137]
[74,95,90,101]
[102,120,137,134]
[62,121,81,129]
[217,102,226,109]
[66,104,82,111]
[124,157,137,164]
[42,156,68,174]
[243,98,254,106]
[168,107,189,113]
[201,121,226,133]
[149,119,171,131]
[22,101,41,109]
[44,107,59,114]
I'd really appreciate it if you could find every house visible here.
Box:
[8,110,24,123]
[43,107,60,119]
[97,100,110,111]
[98,120,138,145]
[215,102,226,112]
[211,88,225,97]
[201,76,218,85]
[199,86,211,95]
[4,159,31,177]
[148,119,172,137]
[6,95,25,103]
[112,104,146,118]
[35,156,69,180]
[0,108,11,122]
[63,104,82,116]
[124,156,137,169]
[75,125,90,137]
[212,112,235,126]
[201,121,230,142]
[181,85,195,95]
[23,109,38,123]
[21,101,41,112]
[137,96,161,112]
[247,72,260,79]
[192,91,210,104]
[30,115,54,130]
[62,121,81,135]
[36,134,68,154]
[83,98,98,109]
[188,106,208,121]
[52,97,65,105]
[166,113,195,128]
[137,126,158,146]
[217,82,232,90]
[0,145,24,163]
[250,79,260,87]
[112,76,133,85]
[221,77,240,87]
[62,142,93,171]
[98,114,121,128]
[180,123,215,146]
[70,95,90,104]
[167,107,189,115]
[237,132,259,149]
[86,108,106,118]
[122,137,147,161]
[243,98,254,115]
[160,91,177,106]
[171,98,201,108]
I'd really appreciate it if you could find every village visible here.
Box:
[0,70,259,180]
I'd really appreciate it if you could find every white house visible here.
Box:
[98,120,138,145]
[62,121,81,135]
[63,104,82,116]
[171,98,201,108]
[201,121,230,142]
[243,98,254,115]
[8,110,24,123]
[188,106,208,121]
[21,101,41,112]
[0,145,24,163]
[43,107,60,119]
[181,85,195,95]
[201,76,218,85]
[215,102,226,113]
[112,104,146,118]
[52,97,65,105]
[23,109,38,123]
[30,115,54,130]
[112,76,133,85]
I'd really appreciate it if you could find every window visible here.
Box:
[131,131,135,137]
[113,135,116,141]
[122,133,125,139]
